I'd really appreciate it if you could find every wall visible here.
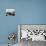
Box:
[0,0,46,44]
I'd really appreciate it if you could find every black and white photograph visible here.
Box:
[18,25,46,46]
[6,9,15,16]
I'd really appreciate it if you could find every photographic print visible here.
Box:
[18,24,46,46]
[6,9,15,16]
